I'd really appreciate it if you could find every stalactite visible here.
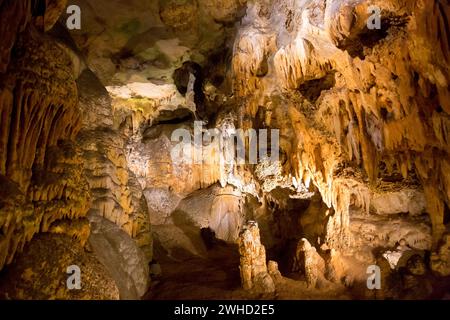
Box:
[0,0,32,73]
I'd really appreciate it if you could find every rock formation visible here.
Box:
[431,233,450,276]
[238,221,275,293]
[293,238,326,288]
[0,233,119,300]
[0,11,88,273]
[0,0,449,300]
[0,1,151,299]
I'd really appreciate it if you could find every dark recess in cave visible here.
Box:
[298,72,336,103]
[338,13,410,59]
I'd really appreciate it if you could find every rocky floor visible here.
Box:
[145,230,351,300]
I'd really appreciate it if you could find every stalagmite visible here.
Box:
[238,221,275,293]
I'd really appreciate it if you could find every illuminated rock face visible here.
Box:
[231,0,450,255]
[238,222,275,293]
[0,24,89,272]
[88,214,150,300]
[0,2,151,299]
[0,233,119,300]
[228,0,449,296]
[0,0,449,300]
[76,69,152,262]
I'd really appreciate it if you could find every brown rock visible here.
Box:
[0,234,119,300]
[238,221,275,293]
[293,238,326,288]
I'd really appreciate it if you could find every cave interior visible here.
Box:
[0,0,450,300]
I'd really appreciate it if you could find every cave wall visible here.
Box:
[230,0,450,273]
[0,0,89,272]
[0,0,449,299]
[0,0,152,299]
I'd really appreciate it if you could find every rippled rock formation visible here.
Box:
[0,0,449,300]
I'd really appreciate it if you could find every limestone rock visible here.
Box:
[238,221,275,293]
[65,0,243,86]
[0,25,89,271]
[209,187,244,242]
[431,233,450,276]
[231,0,450,250]
[170,184,246,243]
[267,260,282,281]
[200,0,247,23]
[159,0,198,31]
[76,69,152,260]
[371,188,426,216]
[0,0,449,301]
[36,0,68,32]
[0,233,119,300]
[323,249,346,284]
[87,214,150,300]
[293,238,326,288]
[351,212,432,262]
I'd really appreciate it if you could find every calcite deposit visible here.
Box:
[0,0,449,300]
[238,221,275,293]
[293,238,327,288]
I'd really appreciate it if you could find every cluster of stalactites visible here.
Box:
[231,0,450,248]
[0,2,88,270]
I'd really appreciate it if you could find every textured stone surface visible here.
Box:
[65,0,245,86]
[0,0,449,300]
[76,69,152,261]
[88,214,150,299]
[0,24,90,271]
[0,2,153,299]
[0,233,119,300]
[238,222,275,293]
[431,233,450,276]
[293,238,326,288]
[371,188,426,216]
[230,0,450,265]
